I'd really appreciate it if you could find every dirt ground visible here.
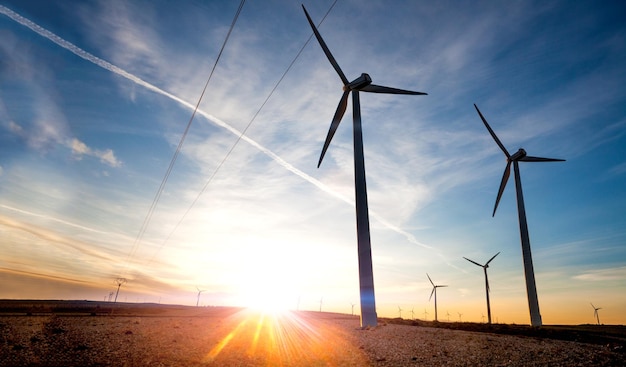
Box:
[0,302,624,366]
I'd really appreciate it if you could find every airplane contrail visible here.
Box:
[0,4,434,251]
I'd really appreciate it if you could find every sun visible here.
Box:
[227,242,302,314]
[242,288,293,314]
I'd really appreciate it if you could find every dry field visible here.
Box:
[0,301,624,366]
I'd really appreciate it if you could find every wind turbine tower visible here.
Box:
[427,273,447,322]
[303,6,426,328]
[474,104,565,327]
[463,252,500,324]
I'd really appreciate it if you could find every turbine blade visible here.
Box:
[302,5,349,86]
[318,90,350,167]
[463,256,483,267]
[474,104,510,158]
[486,252,500,265]
[429,287,435,301]
[493,161,511,217]
[439,285,449,288]
[427,273,434,286]
[360,84,427,95]
[519,156,566,162]
[590,303,595,309]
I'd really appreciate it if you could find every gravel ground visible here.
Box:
[1,310,624,366]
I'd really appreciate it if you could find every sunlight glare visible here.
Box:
[243,288,293,314]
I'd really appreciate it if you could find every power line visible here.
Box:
[145,0,341,265]
[120,0,247,277]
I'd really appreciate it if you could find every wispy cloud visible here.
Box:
[573,266,626,282]
[0,214,116,263]
[70,138,122,167]
[0,204,110,235]
[3,119,122,167]
[1,5,122,169]
[77,0,165,82]
[607,162,626,178]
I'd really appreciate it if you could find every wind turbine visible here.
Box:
[463,252,500,324]
[474,104,565,327]
[458,312,463,322]
[303,6,427,328]
[427,273,447,322]
[423,309,429,321]
[591,303,602,325]
[195,286,206,307]
[446,311,451,322]
[411,308,415,320]
[113,278,126,303]
[398,306,403,319]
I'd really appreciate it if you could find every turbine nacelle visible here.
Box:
[344,73,372,91]
[510,148,527,161]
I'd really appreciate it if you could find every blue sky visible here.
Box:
[1,0,625,325]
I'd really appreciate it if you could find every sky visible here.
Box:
[1,0,625,326]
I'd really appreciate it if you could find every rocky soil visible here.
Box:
[0,304,624,366]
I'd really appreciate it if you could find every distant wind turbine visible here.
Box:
[113,278,127,303]
[351,303,355,316]
[475,104,565,327]
[423,309,429,321]
[463,252,500,324]
[398,306,403,319]
[411,308,415,320]
[458,312,463,322]
[319,297,323,312]
[446,311,451,322]
[195,287,206,307]
[427,273,447,322]
[591,303,602,325]
[303,5,427,328]
[481,314,486,323]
